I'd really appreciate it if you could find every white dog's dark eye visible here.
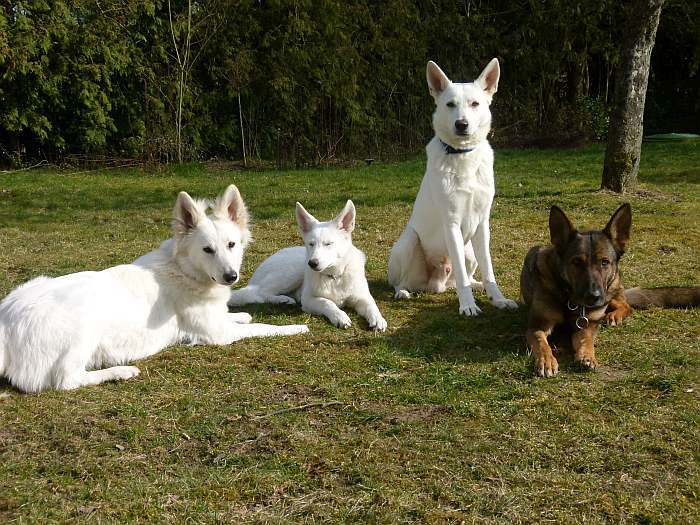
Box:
[203,247,215,254]
[228,241,235,249]
[308,242,316,247]
[446,101,456,108]
[323,241,333,246]
[471,101,480,107]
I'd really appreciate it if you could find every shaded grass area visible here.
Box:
[1,143,699,523]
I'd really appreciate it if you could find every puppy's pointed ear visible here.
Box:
[335,200,356,233]
[603,203,632,254]
[475,58,500,100]
[549,205,576,253]
[427,61,450,100]
[295,202,318,234]
[173,191,202,236]
[215,184,249,228]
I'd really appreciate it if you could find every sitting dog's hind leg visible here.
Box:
[388,227,429,299]
[464,241,484,292]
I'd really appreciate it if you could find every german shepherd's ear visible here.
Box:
[603,203,632,254]
[549,205,576,253]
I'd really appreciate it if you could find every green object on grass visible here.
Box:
[644,132,700,142]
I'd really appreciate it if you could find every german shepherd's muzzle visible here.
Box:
[520,204,700,377]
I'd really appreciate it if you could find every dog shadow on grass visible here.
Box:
[367,279,529,364]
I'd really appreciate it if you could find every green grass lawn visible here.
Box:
[1,143,699,523]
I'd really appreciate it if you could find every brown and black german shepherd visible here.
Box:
[520,203,700,377]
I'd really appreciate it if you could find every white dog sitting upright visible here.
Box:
[388,59,518,316]
[0,185,308,393]
[228,201,387,331]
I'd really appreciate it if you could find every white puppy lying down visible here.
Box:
[0,185,308,393]
[229,200,387,331]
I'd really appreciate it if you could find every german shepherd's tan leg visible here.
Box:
[605,293,633,326]
[527,320,559,378]
[571,325,599,370]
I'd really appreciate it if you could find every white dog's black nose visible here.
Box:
[455,119,469,134]
[223,271,238,284]
[308,259,319,270]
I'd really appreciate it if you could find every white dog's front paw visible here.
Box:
[114,366,141,380]
[492,298,518,310]
[394,289,411,300]
[282,324,309,336]
[229,312,253,324]
[330,311,352,329]
[459,303,482,316]
[368,314,387,332]
[457,287,480,316]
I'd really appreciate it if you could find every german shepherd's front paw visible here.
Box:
[535,353,559,378]
[605,309,626,326]
[574,354,598,371]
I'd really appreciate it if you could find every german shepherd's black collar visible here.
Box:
[520,204,700,378]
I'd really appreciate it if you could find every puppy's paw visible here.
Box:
[535,354,559,378]
[368,315,387,332]
[492,297,518,310]
[394,289,411,300]
[330,311,352,329]
[229,312,253,324]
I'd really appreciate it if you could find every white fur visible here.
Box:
[388,59,518,316]
[229,201,387,331]
[0,185,308,393]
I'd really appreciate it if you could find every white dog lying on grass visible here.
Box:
[0,185,308,393]
[229,200,387,331]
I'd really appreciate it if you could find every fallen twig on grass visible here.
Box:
[252,400,343,420]
[1,160,48,174]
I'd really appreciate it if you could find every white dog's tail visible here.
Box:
[0,325,5,377]
[228,285,263,307]
[228,285,297,307]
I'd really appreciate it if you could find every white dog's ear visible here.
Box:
[475,58,500,99]
[296,202,318,234]
[173,191,203,236]
[335,200,355,233]
[215,184,249,228]
[427,61,450,99]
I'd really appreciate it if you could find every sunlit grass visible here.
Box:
[0,142,698,523]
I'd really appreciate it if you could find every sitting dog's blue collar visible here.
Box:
[440,140,476,155]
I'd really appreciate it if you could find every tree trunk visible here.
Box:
[238,92,246,167]
[601,0,665,193]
